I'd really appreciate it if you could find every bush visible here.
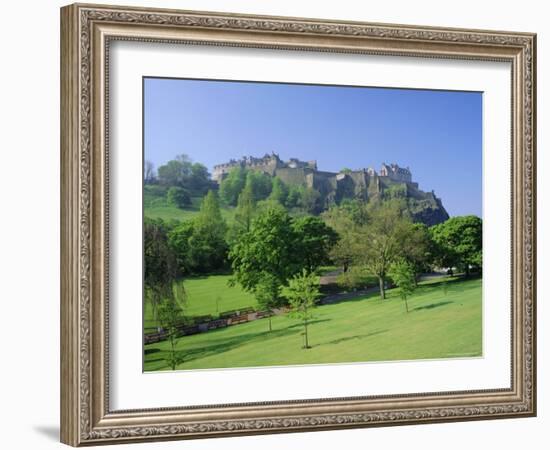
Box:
[167,186,192,208]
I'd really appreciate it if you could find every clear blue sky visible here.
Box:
[144,77,482,217]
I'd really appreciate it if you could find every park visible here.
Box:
[144,274,481,371]
[143,153,483,372]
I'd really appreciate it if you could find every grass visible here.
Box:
[144,276,482,371]
[144,187,235,223]
[144,274,257,332]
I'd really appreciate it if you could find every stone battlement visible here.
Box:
[213,152,413,185]
[212,152,317,182]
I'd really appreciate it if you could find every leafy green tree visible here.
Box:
[144,218,180,316]
[388,259,416,312]
[230,208,337,316]
[188,163,211,194]
[167,186,192,208]
[197,190,224,225]
[156,154,212,195]
[168,191,228,273]
[269,177,288,205]
[298,186,321,214]
[292,216,338,273]
[234,184,256,232]
[286,185,303,209]
[286,270,322,349]
[401,222,435,283]
[322,204,364,273]
[219,166,247,206]
[229,208,300,291]
[430,216,482,275]
[190,190,228,271]
[245,170,272,201]
[338,199,370,226]
[167,220,194,273]
[353,203,420,299]
[157,154,192,186]
[157,296,186,370]
[253,273,282,332]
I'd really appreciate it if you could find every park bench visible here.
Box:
[208,319,228,330]
[229,314,249,325]
[254,310,270,319]
[144,333,164,344]
[192,315,213,325]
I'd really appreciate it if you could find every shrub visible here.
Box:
[167,186,192,208]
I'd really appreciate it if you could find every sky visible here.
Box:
[144,77,482,217]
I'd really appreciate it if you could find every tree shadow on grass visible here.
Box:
[144,348,161,355]
[146,319,332,366]
[415,275,481,292]
[413,301,453,312]
[313,329,388,348]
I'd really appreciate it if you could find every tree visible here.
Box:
[322,203,366,273]
[353,203,420,299]
[167,220,194,273]
[234,184,256,232]
[189,190,228,271]
[168,191,228,273]
[144,160,155,184]
[253,273,282,331]
[157,154,212,195]
[188,163,211,195]
[229,208,299,331]
[269,177,288,205]
[286,270,322,349]
[245,170,272,201]
[144,218,180,316]
[167,186,192,208]
[197,190,224,225]
[219,166,247,206]
[157,295,186,370]
[157,157,191,186]
[401,222,435,284]
[298,186,321,214]
[286,185,302,209]
[292,216,338,273]
[230,208,336,319]
[229,208,300,292]
[430,216,482,275]
[388,259,416,312]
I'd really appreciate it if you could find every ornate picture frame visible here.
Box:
[60,3,536,446]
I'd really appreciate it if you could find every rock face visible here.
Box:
[213,153,449,226]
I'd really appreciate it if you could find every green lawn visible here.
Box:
[144,274,257,332]
[144,188,236,223]
[144,276,482,371]
[144,203,236,223]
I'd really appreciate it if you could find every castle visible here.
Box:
[212,153,449,225]
[213,153,412,184]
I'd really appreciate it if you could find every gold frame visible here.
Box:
[60,3,537,446]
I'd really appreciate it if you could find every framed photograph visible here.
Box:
[60,3,537,446]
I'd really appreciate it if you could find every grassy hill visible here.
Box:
[144,185,235,222]
[144,276,482,371]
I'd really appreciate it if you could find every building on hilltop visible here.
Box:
[212,152,317,183]
[380,162,412,183]
[211,154,448,225]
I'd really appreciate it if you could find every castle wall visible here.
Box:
[274,167,308,186]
